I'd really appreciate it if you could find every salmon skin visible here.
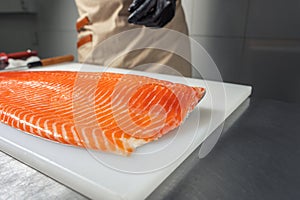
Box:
[0,71,205,155]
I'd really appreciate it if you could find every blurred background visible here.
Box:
[0,0,299,103]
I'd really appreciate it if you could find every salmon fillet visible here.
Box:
[0,71,205,155]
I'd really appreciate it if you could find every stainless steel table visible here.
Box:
[1,98,300,200]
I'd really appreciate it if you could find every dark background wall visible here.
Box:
[187,0,300,103]
[0,0,299,103]
[0,0,78,59]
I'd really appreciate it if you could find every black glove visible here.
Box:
[128,0,176,28]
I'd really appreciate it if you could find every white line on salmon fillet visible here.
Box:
[71,125,80,145]
[61,122,70,143]
[51,121,65,143]
[101,130,112,152]
[6,107,18,128]
[1,104,10,122]
[43,119,55,140]
[97,128,111,151]
[79,128,92,149]
[28,115,35,133]
[3,106,15,125]
[21,111,29,132]
[91,128,101,149]
[35,117,43,137]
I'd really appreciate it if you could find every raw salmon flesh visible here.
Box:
[0,71,205,155]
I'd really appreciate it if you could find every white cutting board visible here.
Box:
[0,63,252,200]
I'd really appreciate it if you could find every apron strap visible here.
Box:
[77,34,92,48]
[76,16,90,32]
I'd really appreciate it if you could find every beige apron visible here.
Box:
[75,0,191,77]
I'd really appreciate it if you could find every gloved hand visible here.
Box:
[128,0,176,28]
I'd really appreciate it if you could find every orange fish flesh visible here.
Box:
[0,71,205,155]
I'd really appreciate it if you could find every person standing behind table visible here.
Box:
[75,0,191,77]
